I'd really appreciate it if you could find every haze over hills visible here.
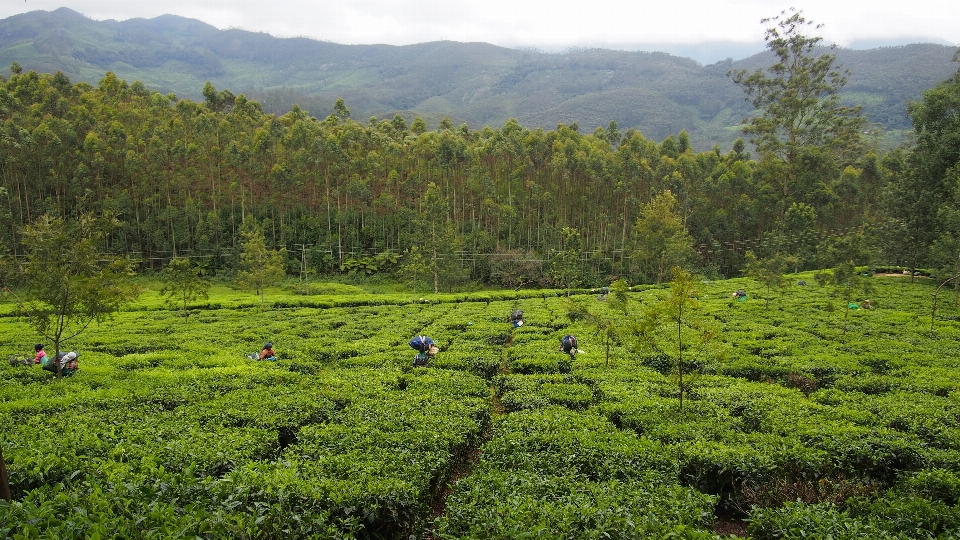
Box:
[1,7,957,150]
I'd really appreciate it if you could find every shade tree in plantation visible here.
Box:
[566,278,630,366]
[627,267,715,412]
[14,213,140,375]
[743,251,797,310]
[237,222,287,308]
[829,261,874,335]
[160,257,211,319]
[729,8,865,218]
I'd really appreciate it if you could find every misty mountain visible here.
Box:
[1,7,957,150]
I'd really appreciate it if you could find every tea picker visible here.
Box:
[259,342,277,361]
[247,341,277,361]
[597,286,610,301]
[41,350,79,377]
[34,343,48,365]
[409,335,438,366]
[509,309,524,328]
[559,334,579,359]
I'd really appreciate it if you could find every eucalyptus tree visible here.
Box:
[613,132,658,274]
[411,117,427,135]
[391,114,408,134]
[408,181,467,293]
[632,190,695,284]
[548,227,586,289]
[729,8,865,218]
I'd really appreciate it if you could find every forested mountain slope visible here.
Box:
[1,8,957,150]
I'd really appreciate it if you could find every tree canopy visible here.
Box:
[0,43,955,291]
[729,8,866,217]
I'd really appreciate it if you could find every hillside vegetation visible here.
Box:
[1,8,957,149]
[3,274,960,538]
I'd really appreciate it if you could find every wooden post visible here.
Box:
[0,445,11,503]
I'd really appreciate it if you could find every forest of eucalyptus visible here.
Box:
[1,11,959,292]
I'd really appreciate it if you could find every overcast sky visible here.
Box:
[6,0,959,63]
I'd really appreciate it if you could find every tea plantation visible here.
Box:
[3,274,960,539]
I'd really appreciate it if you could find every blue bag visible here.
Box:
[408,335,434,352]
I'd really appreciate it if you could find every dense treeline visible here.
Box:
[0,64,954,290]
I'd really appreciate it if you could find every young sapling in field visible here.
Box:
[237,221,287,308]
[628,267,716,411]
[160,257,211,319]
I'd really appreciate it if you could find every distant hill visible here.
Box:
[2,8,957,150]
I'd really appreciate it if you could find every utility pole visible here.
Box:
[294,244,311,294]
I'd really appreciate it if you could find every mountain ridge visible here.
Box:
[2,8,957,150]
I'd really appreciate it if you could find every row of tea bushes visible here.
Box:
[219,368,492,538]
[5,275,960,537]
[0,353,493,538]
[749,486,960,539]
[494,373,598,412]
[478,279,960,538]
[434,406,721,539]
[590,370,937,508]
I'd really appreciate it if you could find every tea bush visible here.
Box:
[3,275,960,537]
[435,407,719,539]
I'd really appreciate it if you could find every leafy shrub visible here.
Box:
[508,354,572,374]
[538,382,594,409]
[640,352,673,373]
[748,502,889,540]
[435,470,718,539]
[717,360,791,382]
[846,492,960,538]
[798,427,925,485]
[832,373,897,394]
[434,405,717,538]
[901,469,960,505]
